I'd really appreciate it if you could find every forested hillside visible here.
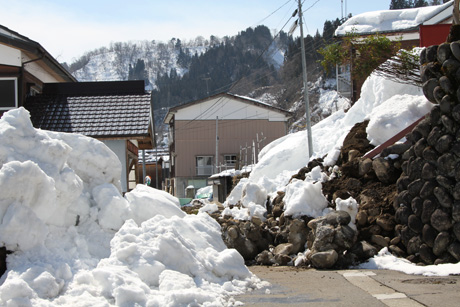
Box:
[65,21,345,127]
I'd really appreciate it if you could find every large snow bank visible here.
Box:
[0,108,264,306]
[245,68,429,200]
[223,57,431,223]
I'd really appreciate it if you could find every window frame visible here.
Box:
[224,154,237,168]
[196,155,214,176]
[0,77,18,111]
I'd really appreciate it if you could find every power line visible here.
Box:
[174,4,298,129]
[166,0,337,134]
[252,0,293,27]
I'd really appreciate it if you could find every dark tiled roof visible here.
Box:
[24,82,152,139]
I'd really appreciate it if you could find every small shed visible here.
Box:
[24,80,154,192]
[207,175,234,203]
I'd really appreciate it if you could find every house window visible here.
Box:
[196,156,213,176]
[0,78,18,111]
[224,154,237,168]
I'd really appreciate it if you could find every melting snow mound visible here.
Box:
[0,108,264,306]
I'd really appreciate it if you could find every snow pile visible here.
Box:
[317,88,351,114]
[366,94,432,146]
[335,197,359,230]
[244,67,429,201]
[199,202,219,214]
[222,180,268,221]
[283,180,329,218]
[335,1,452,36]
[222,58,431,222]
[0,108,264,306]
[222,50,460,274]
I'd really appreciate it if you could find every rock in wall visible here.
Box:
[394,26,460,264]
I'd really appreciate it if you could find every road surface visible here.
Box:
[235,266,460,306]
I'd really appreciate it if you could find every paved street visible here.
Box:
[235,266,460,306]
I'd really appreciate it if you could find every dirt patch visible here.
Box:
[322,121,397,216]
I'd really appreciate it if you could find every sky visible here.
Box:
[0,0,389,63]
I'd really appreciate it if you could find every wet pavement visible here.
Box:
[235,266,460,306]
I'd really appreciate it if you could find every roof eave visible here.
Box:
[168,92,293,118]
[0,25,76,82]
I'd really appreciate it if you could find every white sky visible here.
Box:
[0,0,389,63]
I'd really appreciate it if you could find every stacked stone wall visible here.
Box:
[394,34,460,264]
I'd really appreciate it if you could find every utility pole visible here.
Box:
[142,150,146,183]
[215,116,219,173]
[297,0,313,158]
[155,146,159,189]
[341,0,348,20]
[341,0,343,20]
[203,77,211,96]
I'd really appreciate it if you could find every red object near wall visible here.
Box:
[419,24,451,47]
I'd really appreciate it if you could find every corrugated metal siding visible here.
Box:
[174,119,286,177]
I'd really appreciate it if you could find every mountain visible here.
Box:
[66,38,210,90]
[64,22,345,132]
[66,26,288,94]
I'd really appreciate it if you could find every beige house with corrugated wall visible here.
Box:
[163,92,292,198]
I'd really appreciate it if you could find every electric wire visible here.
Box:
[172,6,333,135]
[168,0,338,137]
[173,2,298,131]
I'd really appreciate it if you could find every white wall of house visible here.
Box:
[103,140,128,192]
[174,96,289,122]
[0,44,21,66]
[0,45,61,83]
[22,54,61,83]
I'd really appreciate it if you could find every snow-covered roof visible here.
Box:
[335,1,453,36]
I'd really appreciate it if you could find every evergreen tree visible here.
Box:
[390,0,410,9]
[390,0,448,8]
[128,59,149,85]
[413,0,428,7]
[322,20,335,43]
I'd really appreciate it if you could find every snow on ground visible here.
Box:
[360,248,460,276]
[0,108,265,306]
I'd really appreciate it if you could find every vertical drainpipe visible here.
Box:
[20,55,44,106]
[142,150,146,184]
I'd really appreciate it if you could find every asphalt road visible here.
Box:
[235,266,460,306]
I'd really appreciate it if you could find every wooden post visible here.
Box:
[455,0,460,25]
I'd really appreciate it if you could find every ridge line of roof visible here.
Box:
[167,92,292,116]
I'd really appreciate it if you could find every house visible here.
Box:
[0,25,76,117]
[163,92,292,199]
[24,80,155,192]
[334,1,454,102]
